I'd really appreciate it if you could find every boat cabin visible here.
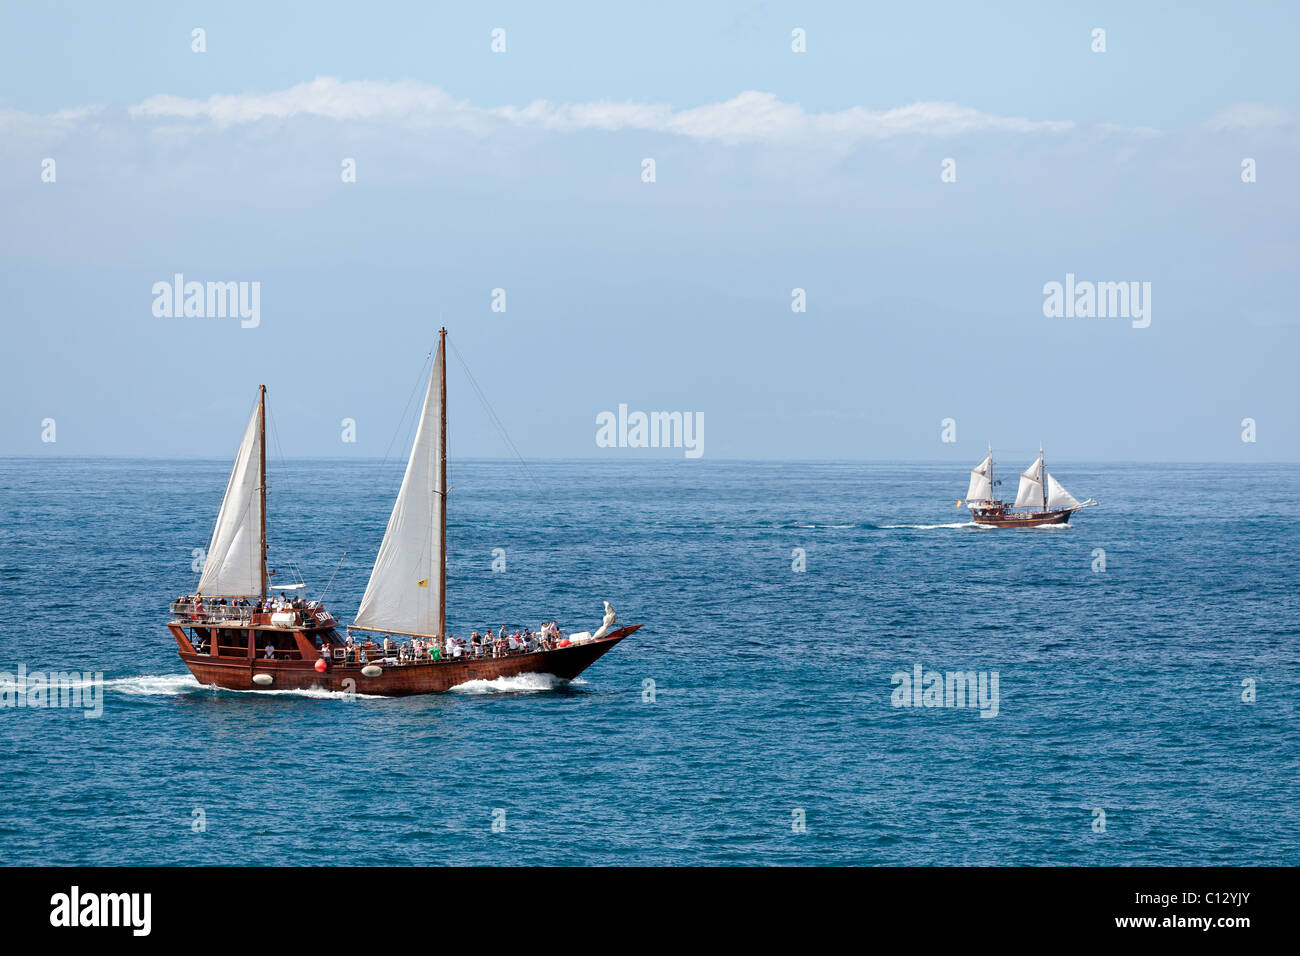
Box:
[168,596,344,661]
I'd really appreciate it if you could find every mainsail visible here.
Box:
[1046,473,1081,510]
[197,401,264,596]
[1013,453,1046,510]
[354,339,446,638]
[966,453,993,502]
[1013,449,1082,511]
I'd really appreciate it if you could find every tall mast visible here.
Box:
[438,328,447,641]
[987,441,994,503]
[1039,444,1046,511]
[258,384,268,601]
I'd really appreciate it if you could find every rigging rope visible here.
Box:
[264,402,306,588]
[448,339,544,496]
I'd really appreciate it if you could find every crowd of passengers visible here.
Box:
[324,622,569,664]
[180,592,574,663]
[179,592,312,618]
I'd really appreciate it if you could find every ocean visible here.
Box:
[1,458,1297,865]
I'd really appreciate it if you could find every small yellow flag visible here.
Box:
[417,579,429,588]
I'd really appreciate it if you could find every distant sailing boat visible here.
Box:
[959,445,1098,528]
[169,329,639,695]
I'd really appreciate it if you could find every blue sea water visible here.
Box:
[0,458,1297,866]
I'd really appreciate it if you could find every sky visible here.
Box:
[1,1,1297,462]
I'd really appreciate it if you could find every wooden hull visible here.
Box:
[972,509,1072,528]
[176,625,640,696]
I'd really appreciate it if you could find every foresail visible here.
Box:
[354,343,445,637]
[1046,473,1081,510]
[1013,456,1044,509]
[196,402,263,596]
[966,454,993,501]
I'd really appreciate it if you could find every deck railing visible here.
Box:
[170,600,255,625]
[170,598,335,628]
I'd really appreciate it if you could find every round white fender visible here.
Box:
[361,665,383,678]
[251,673,273,686]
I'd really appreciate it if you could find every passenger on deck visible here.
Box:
[263,642,275,659]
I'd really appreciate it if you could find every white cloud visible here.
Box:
[130,78,486,129]
[1203,103,1297,132]
[0,104,104,133]
[123,76,1073,144]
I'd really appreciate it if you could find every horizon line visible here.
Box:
[2,454,1295,465]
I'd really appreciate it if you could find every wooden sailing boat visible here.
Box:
[959,445,1098,528]
[169,329,639,695]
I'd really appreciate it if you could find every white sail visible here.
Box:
[966,454,993,501]
[354,342,445,637]
[1046,473,1081,510]
[1013,454,1045,509]
[196,402,263,597]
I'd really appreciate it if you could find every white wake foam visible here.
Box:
[220,683,386,700]
[879,521,977,530]
[6,671,570,700]
[0,673,190,694]
[106,674,203,696]
[89,674,382,700]
[449,672,569,695]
